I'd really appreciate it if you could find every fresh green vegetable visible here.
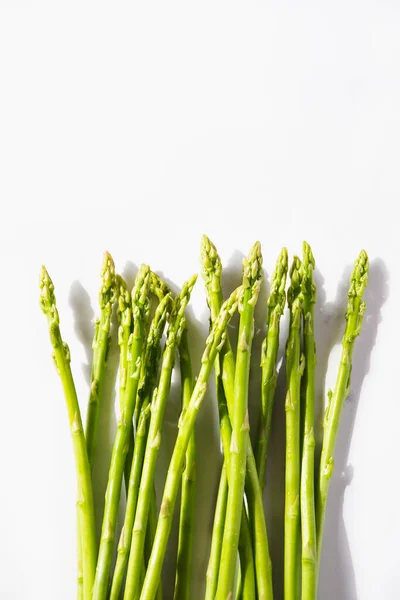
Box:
[174,326,197,600]
[300,242,317,600]
[110,293,170,600]
[201,236,273,600]
[216,242,262,600]
[284,256,304,600]
[140,286,242,600]
[40,267,97,600]
[256,247,288,486]
[316,251,369,566]
[93,265,151,600]
[124,275,197,600]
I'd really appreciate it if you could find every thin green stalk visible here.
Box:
[300,243,317,600]
[201,235,273,600]
[216,242,262,599]
[174,327,196,600]
[256,247,288,486]
[110,294,171,600]
[93,265,151,600]
[40,268,97,600]
[205,464,228,600]
[216,351,256,599]
[284,257,304,600]
[77,523,84,600]
[116,275,135,490]
[140,287,242,600]
[86,251,117,466]
[124,276,197,600]
[204,282,255,599]
[316,251,368,567]
[116,275,132,415]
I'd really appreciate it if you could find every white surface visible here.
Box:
[0,2,399,599]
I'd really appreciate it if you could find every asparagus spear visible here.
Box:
[40,267,97,600]
[284,256,304,600]
[140,286,242,600]
[92,265,151,600]
[316,251,369,564]
[86,252,117,466]
[300,243,317,600]
[256,247,288,486]
[124,275,197,600]
[201,236,273,600]
[205,465,228,600]
[215,355,256,600]
[173,326,197,600]
[216,242,262,599]
[110,293,171,600]
[116,275,132,415]
[201,239,255,599]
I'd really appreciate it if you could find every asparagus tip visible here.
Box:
[301,242,316,304]
[39,266,56,314]
[350,249,369,299]
[288,255,303,308]
[150,271,171,300]
[243,241,263,287]
[268,246,289,312]
[200,235,222,281]
[100,251,117,309]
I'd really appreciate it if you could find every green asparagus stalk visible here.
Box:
[205,464,228,600]
[116,275,132,414]
[216,242,262,600]
[116,274,136,492]
[92,265,151,600]
[124,275,197,600]
[86,251,117,466]
[300,243,317,600]
[40,267,97,600]
[214,356,256,600]
[201,241,256,599]
[316,251,369,564]
[110,293,171,600]
[201,235,273,600]
[284,256,304,600]
[140,286,242,600]
[256,247,288,486]
[173,326,197,600]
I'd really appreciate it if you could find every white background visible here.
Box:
[0,2,399,599]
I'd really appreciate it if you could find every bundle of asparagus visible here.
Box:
[40,237,368,600]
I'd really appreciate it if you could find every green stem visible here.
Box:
[140,287,241,600]
[216,242,262,599]
[92,265,151,600]
[109,398,151,600]
[124,276,197,600]
[40,268,97,600]
[206,313,255,599]
[201,236,273,600]
[256,247,288,486]
[284,257,304,600]
[316,251,369,570]
[86,252,117,467]
[111,291,171,600]
[300,243,317,600]
[205,464,228,600]
[174,328,196,600]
